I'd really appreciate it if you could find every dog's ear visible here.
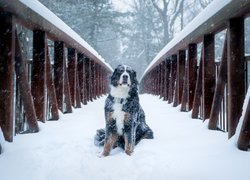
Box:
[111,68,119,86]
[132,70,138,85]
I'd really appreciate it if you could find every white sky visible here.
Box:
[112,0,132,12]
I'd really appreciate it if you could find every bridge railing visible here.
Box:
[140,0,250,151]
[0,0,112,146]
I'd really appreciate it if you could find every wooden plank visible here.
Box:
[208,33,228,129]
[227,18,245,138]
[15,33,39,131]
[54,41,65,112]
[46,45,59,120]
[174,50,186,106]
[0,12,15,142]
[237,89,250,151]
[31,30,46,122]
[68,48,77,107]
[187,44,197,111]
[202,34,215,120]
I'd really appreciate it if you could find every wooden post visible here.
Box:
[161,61,166,98]
[168,60,173,103]
[237,89,250,151]
[171,55,177,106]
[77,53,83,102]
[32,30,46,122]
[174,50,186,107]
[181,65,188,112]
[54,41,65,112]
[202,34,215,120]
[15,34,39,131]
[85,58,90,102]
[46,45,59,120]
[0,12,15,142]
[64,59,72,113]
[192,53,203,119]
[68,48,77,107]
[164,60,170,101]
[187,44,197,111]
[208,34,228,129]
[75,68,81,108]
[227,18,245,138]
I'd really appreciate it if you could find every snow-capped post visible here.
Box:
[31,30,47,123]
[187,44,197,111]
[54,41,65,112]
[208,33,228,130]
[174,50,186,107]
[227,17,245,138]
[67,48,77,108]
[192,49,203,119]
[0,12,15,142]
[15,32,39,131]
[45,45,59,120]
[202,34,215,120]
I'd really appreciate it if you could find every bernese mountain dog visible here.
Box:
[94,65,153,156]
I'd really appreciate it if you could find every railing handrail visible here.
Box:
[0,0,112,72]
[141,0,250,80]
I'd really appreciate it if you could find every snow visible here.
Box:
[19,0,112,71]
[142,0,231,79]
[0,94,249,180]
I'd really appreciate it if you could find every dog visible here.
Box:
[94,65,153,156]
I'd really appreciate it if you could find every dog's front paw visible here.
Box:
[125,149,132,156]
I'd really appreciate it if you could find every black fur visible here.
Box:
[94,65,153,156]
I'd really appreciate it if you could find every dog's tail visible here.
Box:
[94,128,105,146]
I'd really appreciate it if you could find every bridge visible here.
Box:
[0,0,250,152]
[0,0,250,179]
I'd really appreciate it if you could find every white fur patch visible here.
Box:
[110,85,130,99]
[112,102,125,135]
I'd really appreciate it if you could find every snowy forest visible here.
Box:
[37,0,216,78]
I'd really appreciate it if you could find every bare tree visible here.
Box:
[151,0,185,44]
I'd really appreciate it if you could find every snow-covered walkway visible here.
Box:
[0,95,249,180]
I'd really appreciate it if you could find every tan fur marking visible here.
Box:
[102,134,118,156]
[124,112,131,123]
[107,112,114,122]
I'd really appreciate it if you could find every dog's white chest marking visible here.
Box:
[110,83,130,135]
[112,101,125,135]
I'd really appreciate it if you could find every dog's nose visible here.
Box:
[123,75,128,80]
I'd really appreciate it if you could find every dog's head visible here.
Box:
[111,65,138,88]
